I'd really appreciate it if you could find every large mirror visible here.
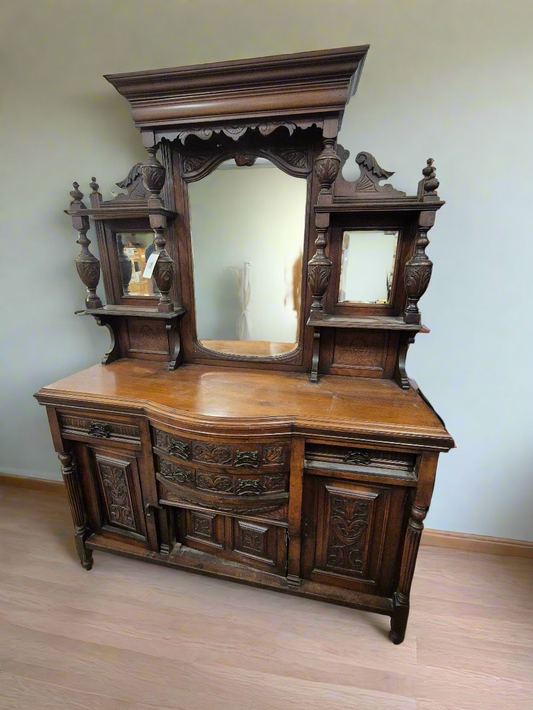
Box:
[115,231,159,297]
[189,158,307,357]
[339,230,399,304]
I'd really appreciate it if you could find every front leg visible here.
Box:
[58,451,93,570]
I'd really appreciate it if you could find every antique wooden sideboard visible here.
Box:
[35,46,454,644]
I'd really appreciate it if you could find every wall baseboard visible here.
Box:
[2,472,532,558]
[0,472,65,494]
[421,528,533,559]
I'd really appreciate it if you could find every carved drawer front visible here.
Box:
[173,507,287,575]
[155,454,289,521]
[305,443,416,484]
[59,412,141,446]
[91,449,148,543]
[300,476,406,595]
[153,427,289,471]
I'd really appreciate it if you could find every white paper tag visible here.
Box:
[142,251,160,279]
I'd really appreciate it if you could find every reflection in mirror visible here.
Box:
[339,230,399,304]
[115,232,159,296]
[189,158,307,357]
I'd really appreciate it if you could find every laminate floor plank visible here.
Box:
[1,486,532,710]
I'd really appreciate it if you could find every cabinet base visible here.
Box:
[85,533,397,631]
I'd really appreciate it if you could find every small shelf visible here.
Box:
[78,305,185,320]
[307,314,426,332]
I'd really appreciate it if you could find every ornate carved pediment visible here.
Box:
[102,162,148,204]
[333,147,406,199]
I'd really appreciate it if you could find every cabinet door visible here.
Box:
[79,444,150,547]
[300,475,406,594]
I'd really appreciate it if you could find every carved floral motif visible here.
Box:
[196,472,233,492]
[88,421,110,439]
[326,496,371,572]
[99,462,135,530]
[263,446,286,465]
[193,442,232,465]
[240,525,266,555]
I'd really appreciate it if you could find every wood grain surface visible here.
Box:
[1,485,532,710]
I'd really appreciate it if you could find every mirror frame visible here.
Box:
[166,125,321,368]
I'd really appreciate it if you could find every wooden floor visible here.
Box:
[1,486,532,710]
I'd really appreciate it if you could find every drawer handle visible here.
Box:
[343,449,371,466]
[88,421,110,439]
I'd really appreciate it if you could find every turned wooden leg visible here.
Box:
[390,591,410,644]
[58,451,93,570]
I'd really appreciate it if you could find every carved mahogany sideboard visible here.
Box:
[35,46,454,644]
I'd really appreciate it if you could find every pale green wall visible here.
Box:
[1,0,532,541]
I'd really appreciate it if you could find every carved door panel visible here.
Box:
[83,445,150,547]
[172,507,287,575]
[300,476,406,594]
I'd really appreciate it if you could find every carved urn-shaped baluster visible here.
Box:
[69,182,102,310]
[314,137,341,195]
[142,146,174,313]
[307,224,332,316]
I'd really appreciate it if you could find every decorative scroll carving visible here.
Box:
[88,421,110,439]
[326,496,371,572]
[177,121,298,144]
[193,442,232,465]
[104,163,148,202]
[396,334,416,390]
[236,478,262,496]
[196,472,234,492]
[418,158,440,200]
[343,450,372,466]
[262,445,285,465]
[262,474,286,493]
[404,211,435,324]
[234,450,260,468]
[68,183,102,310]
[353,152,405,197]
[98,461,136,530]
[181,146,311,182]
[159,459,194,484]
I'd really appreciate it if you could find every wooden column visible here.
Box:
[68,183,102,310]
[142,140,175,313]
[391,451,439,643]
[58,450,94,570]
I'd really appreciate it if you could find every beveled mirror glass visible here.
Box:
[115,231,158,297]
[189,158,307,357]
[339,229,399,304]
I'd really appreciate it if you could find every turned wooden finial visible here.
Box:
[418,158,440,199]
[70,182,85,207]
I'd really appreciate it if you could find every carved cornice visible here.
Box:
[105,46,368,129]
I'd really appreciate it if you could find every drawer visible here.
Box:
[155,454,289,520]
[59,411,141,446]
[153,427,289,471]
[305,443,416,484]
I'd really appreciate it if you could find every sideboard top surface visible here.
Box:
[36,361,453,450]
